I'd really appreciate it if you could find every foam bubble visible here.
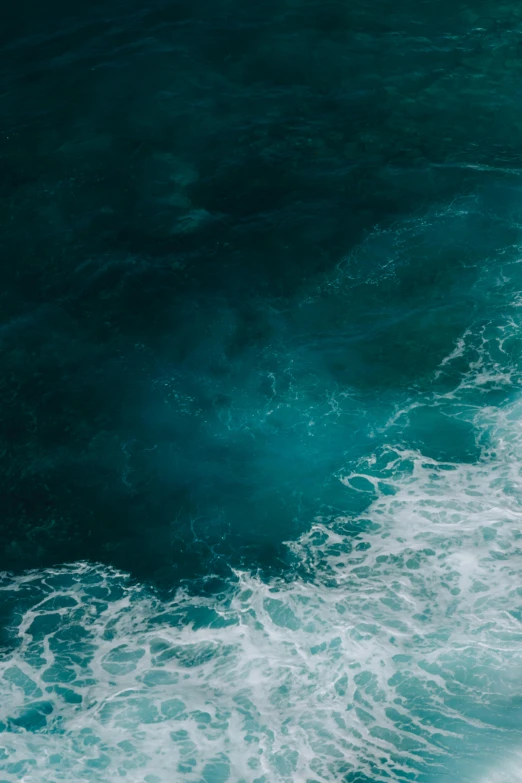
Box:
[2,388,522,782]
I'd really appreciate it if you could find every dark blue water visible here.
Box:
[2,1,522,781]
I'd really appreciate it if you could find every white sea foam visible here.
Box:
[2,384,522,782]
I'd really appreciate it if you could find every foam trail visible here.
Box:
[2,387,522,782]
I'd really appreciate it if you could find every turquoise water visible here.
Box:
[3,0,522,780]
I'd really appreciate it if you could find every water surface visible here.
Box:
[2,0,522,780]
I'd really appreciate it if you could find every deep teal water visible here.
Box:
[3,1,522,781]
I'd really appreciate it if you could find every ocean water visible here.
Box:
[3,0,522,780]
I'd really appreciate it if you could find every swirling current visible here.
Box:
[2,0,522,781]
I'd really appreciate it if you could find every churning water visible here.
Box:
[3,0,522,781]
